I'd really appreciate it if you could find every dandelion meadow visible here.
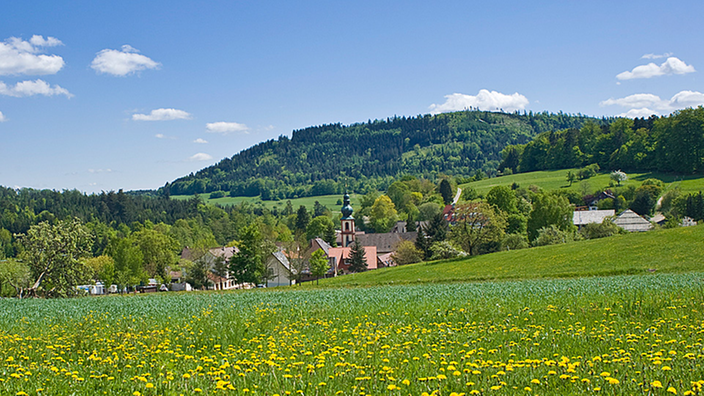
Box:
[1,273,704,395]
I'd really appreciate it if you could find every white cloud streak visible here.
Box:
[0,111,6,122]
[642,52,673,60]
[617,57,695,80]
[193,138,208,144]
[188,153,213,161]
[205,121,249,134]
[0,35,65,76]
[429,90,529,115]
[91,45,160,76]
[132,108,191,121]
[600,90,704,117]
[0,79,72,98]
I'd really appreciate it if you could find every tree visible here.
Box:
[610,170,628,186]
[527,193,575,241]
[184,257,211,290]
[439,179,454,205]
[391,240,423,265]
[405,211,417,232]
[347,240,367,273]
[295,205,311,233]
[486,185,518,214]
[0,259,31,298]
[107,236,145,291]
[309,248,329,284]
[450,202,507,256]
[566,171,577,187]
[425,212,448,244]
[132,228,178,279]
[17,218,93,298]
[415,227,432,260]
[369,195,398,233]
[85,255,115,286]
[229,223,266,285]
[580,219,625,239]
[306,216,336,246]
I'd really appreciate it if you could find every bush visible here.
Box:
[580,220,625,239]
[209,191,226,199]
[502,234,529,251]
[429,241,467,261]
[391,241,424,265]
[532,225,579,247]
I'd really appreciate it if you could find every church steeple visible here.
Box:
[340,192,356,247]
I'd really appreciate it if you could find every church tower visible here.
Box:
[340,192,355,247]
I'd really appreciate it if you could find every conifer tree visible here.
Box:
[347,240,367,273]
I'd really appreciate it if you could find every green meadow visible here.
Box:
[460,169,704,196]
[171,193,360,213]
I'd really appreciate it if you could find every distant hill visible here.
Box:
[164,110,612,199]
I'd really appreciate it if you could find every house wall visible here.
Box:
[265,256,294,287]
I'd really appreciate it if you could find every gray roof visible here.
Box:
[572,209,615,226]
[271,251,294,273]
[614,209,653,232]
[355,232,417,254]
[312,238,332,256]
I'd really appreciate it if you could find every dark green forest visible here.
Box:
[165,110,611,199]
[501,107,704,175]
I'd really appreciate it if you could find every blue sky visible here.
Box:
[1,1,702,193]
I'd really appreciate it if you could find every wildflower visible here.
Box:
[146,383,154,389]
[401,379,410,386]
[524,387,531,392]
[531,379,540,384]
[667,387,677,394]
[652,381,664,389]
[607,378,619,385]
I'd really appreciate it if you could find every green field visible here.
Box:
[171,193,360,213]
[1,272,703,395]
[314,223,704,288]
[461,169,704,196]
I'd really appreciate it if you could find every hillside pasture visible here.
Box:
[171,193,360,213]
[461,169,704,196]
[315,224,704,288]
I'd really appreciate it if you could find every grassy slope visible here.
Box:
[461,169,704,196]
[313,224,704,287]
[171,193,360,213]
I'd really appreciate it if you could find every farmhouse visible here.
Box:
[613,209,653,232]
[572,209,615,229]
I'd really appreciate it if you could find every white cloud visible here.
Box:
[132,108,191,121]
[429,90,529,115]
[155,134,166,139]
[188,153,213,161]
[91,45,160,76]
[0,35,65,75]
[88,168,112,173]
[205,121,250,134]
[617,57,695,80]
[0,79,72,97]
[0,111,5,122]
[193,138,208,144]
[642,52,673,60]
[600,90,704,117]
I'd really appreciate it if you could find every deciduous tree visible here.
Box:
[18,218,93,298]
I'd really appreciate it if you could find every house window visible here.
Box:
[345,222,350,231]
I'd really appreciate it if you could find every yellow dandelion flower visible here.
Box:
[145,383,154,389]
[524,387,531,392]
[608,378,619,385]
[652,381,663,389]
[531,379,540,384]
[401,379,410,386]
[667,387,677,394]
[663,366,672,371]
[182,373,191,379]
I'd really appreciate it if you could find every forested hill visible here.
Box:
[165,110,611,199]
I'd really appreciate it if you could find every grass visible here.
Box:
[314,224,704,288]
[1,273,704,395]
[461,168,704,196]
[171,193,360,213]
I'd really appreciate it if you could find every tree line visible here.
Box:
[500,107,704,175]
[165,110,610,199]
